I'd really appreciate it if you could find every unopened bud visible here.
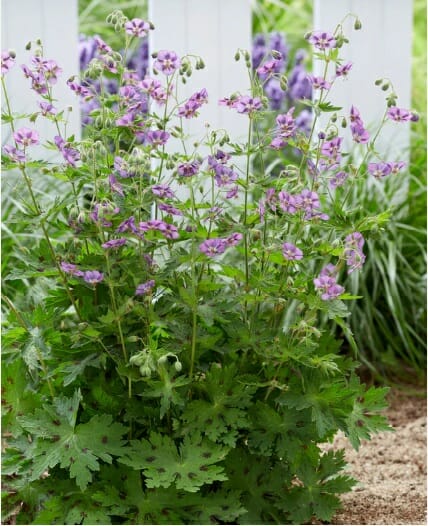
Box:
[341,117,347,128]
[374,78,383,86]
[149,21,155,30]
[158,355,168,365]
[279,75,288,91]
[381,82,389,91]
[139,365,151,377]
[331,113,337,123]
[25,41,32,50]
[9,49,16,59]
[354,18,362,30]
[36,38,42,46]
[234,50,240,61]
[174,361,182,372]
[271,50,282,60]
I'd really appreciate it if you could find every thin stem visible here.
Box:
[243,118,253,322]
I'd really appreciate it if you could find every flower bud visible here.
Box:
[9,49,16,59]
[331,113,337,123]
[354,18,362,30]
[381,82,390,91]
[271,50,282,60]
[341,117,347,128]
[174,361,182,372]
[36,38,42,46]
[279,75,288,91]
[158,355,168,365]
[375,78,383,86]
[139,365,152,377]
[244,50,251,62]
[25,41,32,50]
[149,21,155,30]
[234,50,240,61]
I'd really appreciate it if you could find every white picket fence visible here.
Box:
[2,0,413,159]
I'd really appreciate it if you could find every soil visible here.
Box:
[323,388,427,525]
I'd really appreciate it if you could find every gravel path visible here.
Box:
[324,390,426,525]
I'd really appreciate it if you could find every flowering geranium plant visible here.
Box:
[1,10,418,525]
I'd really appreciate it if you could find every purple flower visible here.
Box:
[336,62,352,77]
[94,36,113,55]
[13,127,39,147]
[3,144,26,163]
[177,160,200,178]
[67,79,93,99]
[282,242,303,261]
[214,165,237,187]
[351,123,370,144]
[321,137,342,159]
[226,232,243,247]
[38,101,57,116]
[189,88,208,106]
[116,216,138,234]
[350,105,362,124]
[388,161,406,174]
[257,59,281,78]
[54,136,80,166]
[158,202,182,216]
[329,171,348,188]
[320,263,338,278]
[299,189,320,211]
[226,186,239,199]
[1,51,16,74]
[219,96,239,108]
[314,275,344,300]
[125,18,151,38]
[235,95,263,114]
[344,232,365,273]
[276,108,296,138]
[152,184,175,198]
[114,156,134,178]
[60,262,84,277]
[307,31,337,50]
[307,75,331,90]
[368,162,392,179]
[207,150,231,168]
[109,174,124,196]
[116,112,135,127]
[387,106,412,122]
[139,219,179,239]
[177,100,200,119]
[135,279,155,296]
[153,50,180,75]
[270,137,287,150]
[83,270,104,284]
[140,77,162,94]
[278,191,298,213]
[199,238,227,257]
[101,238,127,250]
[146,130,170,146]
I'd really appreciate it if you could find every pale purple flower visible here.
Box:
[139,219,178,239]
[177,160,200,177]
[282,242,303,261]
[299,189,320,211]
[307,75,331,90]
[320,263,338,278]
[152,184,175,198]
[256,59,281,78]
[304,210,329,221]
[94,36,113,55]
[146,130,170,146]
[207,150,231,168]
[368,162,392,179]
[270,137,287,150]
[276,108,296,138]
[344,232,365,273]
[158,202,182,216]
[226,232,243,247]
[101,238,127,250]
[151,87,168,105]
[116,112,135,127]
[38,101,57,116]
[60,262,84,277]
[1,51,15,74]
[218,96,239,108]
[329,171,348,188]
[349,105,362,124]
[351,123,370,144]
[226,186,239,199]
[321,137,342,159]
[109,174,124,197]
[336,62,353,77]
[140,77,162,94]
[388,161,407,174]
[83,270,104,284]
[135,279,155,296]
[177,100,200,119]
[307,31,336,50]
[387,106,412,122]
[116,216,138,234]
[235,95,263,114]
[153,50,180,75]
[54,136,80,166]
[214,165,237,187]
[3,145,26,163]
[67,79,93,99]
[314,275,344,300]
[114,156,134,178]
[125,18,151,38]
[199,238,227,257]
[189,88,208,106]
[13,127,39,147]
[278,191,298,214]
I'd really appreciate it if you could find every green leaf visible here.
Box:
[18,392,127,490]
[142,372,189,419]
[119,432,229,492]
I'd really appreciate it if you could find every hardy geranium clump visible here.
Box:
[1,10,417,525]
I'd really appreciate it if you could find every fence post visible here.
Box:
[313,0,413,160]
[2,0,81,157]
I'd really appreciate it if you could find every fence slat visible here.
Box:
[2,0,81,157]
[313,0,413,159]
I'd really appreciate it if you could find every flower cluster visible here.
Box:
[344,232,366,273]
[314,264,344,300]
[199,233,243,257]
